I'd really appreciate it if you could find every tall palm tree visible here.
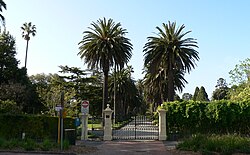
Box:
[78,18,133,118]
[143,21,199,101]
[21,22,36,69]
[0,0,6,26]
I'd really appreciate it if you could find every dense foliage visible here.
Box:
[212,78,229,100]
[162,100,250,135]
[178,134,250,155]
[0,31,43,113]
[109,67,145,120]
[228,58,250,101]
[0,114,75,140]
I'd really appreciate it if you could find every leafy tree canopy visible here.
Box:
[228,58,250,101]
[229,58,250,85]
[0,30,42,113]
[212,78,229,100]
[182,93,193,101]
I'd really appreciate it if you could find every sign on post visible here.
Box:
[81,100,89,114]
[55,105,62,112]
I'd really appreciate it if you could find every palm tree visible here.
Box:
[21,22,36,69]
[109,67,140,119]
[143,21,199,101]
[78,18,133,118]
[0,0,6,26]
[143,67,187,110]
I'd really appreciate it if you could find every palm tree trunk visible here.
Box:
[24,40,29,68]
[167,65,175,101]
[102,62,109,126]
[113,66,116,124]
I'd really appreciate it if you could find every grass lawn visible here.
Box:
[88,123,102,130]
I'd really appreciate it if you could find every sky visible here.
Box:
[3,0,250,98]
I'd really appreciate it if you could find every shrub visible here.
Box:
[63,140,70,150]
[0,114,75,140]
[0,99,21,114]
[41,138,54,151]
[177,134,250,155]
[0,137,4,147]
[3,139,20,149]
[162,100,250,135]
[21,138,37,151]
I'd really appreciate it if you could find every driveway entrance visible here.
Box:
[112,115,158,140]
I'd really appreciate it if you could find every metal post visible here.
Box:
[60,110,63,150]
[57,115,60,144]
[113,66,116,124]
[60,91,64,150]
[135,115,136,139]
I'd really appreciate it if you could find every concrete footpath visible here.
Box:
[83,140,178,155]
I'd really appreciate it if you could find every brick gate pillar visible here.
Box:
[103,104,113,141]
[158,106,167,140]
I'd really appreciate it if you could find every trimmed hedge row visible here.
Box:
[0,114,75,140]
[162,100,250,135]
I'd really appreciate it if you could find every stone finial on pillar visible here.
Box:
[158,107,167,141]
[103,104,113,141]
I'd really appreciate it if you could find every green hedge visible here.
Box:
[0,114,75,140]
[162,100,250,135]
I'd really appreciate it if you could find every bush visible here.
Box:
[162,100,250,135]
[177,134,250,155]
[21,138,37,151]
[0,114,75,140]
[3,139,20,149]
[0,100,21,114]
[63,140,70,150]
[0,137,4,147]
[41,138,55,151]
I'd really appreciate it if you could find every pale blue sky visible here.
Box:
[4,0,250,98]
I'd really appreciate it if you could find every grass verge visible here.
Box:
[177,134,250,155]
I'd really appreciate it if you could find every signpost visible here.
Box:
[81,100,89,114]
[80,100,89,140]
[57,92,64,150]
[55,105,62,112]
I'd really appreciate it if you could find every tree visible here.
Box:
[229,58,250,85]
[58,65,103,116]
[228,58,250,101]
[21,22,36,69]
[78,18,133,118]
[135,79,147,114]
[229,83,250,101]
[0,31,42,113]
[0,31,19,83]
[196,86,209,101]
[143,67,187,110]
[143,21,199,101]
[192,87,199,101]
[30,73,77,116]
[182,93,193,101]
[109,67,142,119]
[0,0,6,26]
[212,78,229,100]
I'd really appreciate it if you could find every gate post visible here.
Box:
[158,106,167,140]
[103,104,113,141]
